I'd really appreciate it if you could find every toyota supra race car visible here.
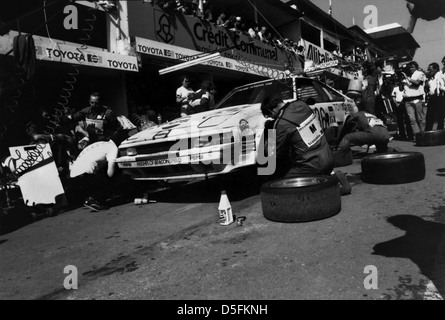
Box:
[116,76,357,185]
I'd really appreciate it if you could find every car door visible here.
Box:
[293,78,336,131]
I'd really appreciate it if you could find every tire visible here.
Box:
[415,130,445,146]
[260,176,341,222]
[361,152,425,184]
[332,148,353,167]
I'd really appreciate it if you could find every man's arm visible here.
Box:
[72,108,88,122]
[403,71,424,86]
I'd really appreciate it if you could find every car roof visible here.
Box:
[231,76,315,91]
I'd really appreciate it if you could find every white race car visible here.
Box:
[116,76,356,184]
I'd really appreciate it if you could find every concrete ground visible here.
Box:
[0,137,444,301]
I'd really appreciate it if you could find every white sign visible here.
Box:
[297,113,324,148]
[135,37,286,79]
[8,144,65,206]
[0,32,139,72]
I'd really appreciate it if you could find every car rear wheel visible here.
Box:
[415,130,445,146]
[361,152,425,184]
[260,176,341,222]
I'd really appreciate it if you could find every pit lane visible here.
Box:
[0,138,444,300]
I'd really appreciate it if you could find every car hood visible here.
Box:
[120,105,258,147]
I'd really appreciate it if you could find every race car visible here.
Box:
[116,76,357,184]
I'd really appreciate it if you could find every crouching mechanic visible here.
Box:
[337,105,390,153]
[260,95,334,178]
[69,132,126,211]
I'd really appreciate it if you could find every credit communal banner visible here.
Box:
[136,37,287,79]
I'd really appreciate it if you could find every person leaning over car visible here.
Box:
[188,80,215,114]
[260,94,334,179]
[337,105,390,153]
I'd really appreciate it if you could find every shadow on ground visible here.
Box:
[372,214,445,298]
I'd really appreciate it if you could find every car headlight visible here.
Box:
[126,148,137,156]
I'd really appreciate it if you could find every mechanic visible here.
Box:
[72,92,122,145]
[260,95,334,178]
[337,105,390,154]
[188,80,215,114]
[69,130,128,212]
[26,107,77,176]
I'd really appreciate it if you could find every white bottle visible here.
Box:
[218,190,234,226]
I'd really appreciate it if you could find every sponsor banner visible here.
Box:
[119,151,222,168]
[130,6,300,70]
[0,33,138,72]
[136,37,287,79]
[305,59,339,73]
[299,39,337,71]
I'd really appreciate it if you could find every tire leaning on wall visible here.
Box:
[260,176,341,223]
[361,152,425,185]
[415,130,445,146]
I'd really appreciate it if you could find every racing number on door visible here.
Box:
[313,108,330,130]
[153,129,171,140]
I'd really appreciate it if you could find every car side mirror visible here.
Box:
[305,97,316,105]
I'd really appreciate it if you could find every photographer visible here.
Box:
[401,61,426,137]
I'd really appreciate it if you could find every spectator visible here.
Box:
[401,61,426,136]
[247,23,259,39]
[229,18,242,33]
[337,106,390,154]
[176,76,195,117]
[333,46,342,58]
[189,80,215,114]
[216,12,227,27]
[424,62,445,131]
[260,94,334,178]
[203,5,213,22]
[258,26,267,42]
[72,92,122,144]
[392,82,413,141]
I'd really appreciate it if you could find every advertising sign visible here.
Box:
[136,37,287,79]
[128,4,301,72]
[0,32,139,72]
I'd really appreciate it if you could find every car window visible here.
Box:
[215,79,293,109]
[318,82,346,102]
[294,78,328,103]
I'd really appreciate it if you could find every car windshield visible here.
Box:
[214,79,294,109]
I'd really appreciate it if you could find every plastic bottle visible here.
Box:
[218,190,233,226]
[157,113,162,125]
